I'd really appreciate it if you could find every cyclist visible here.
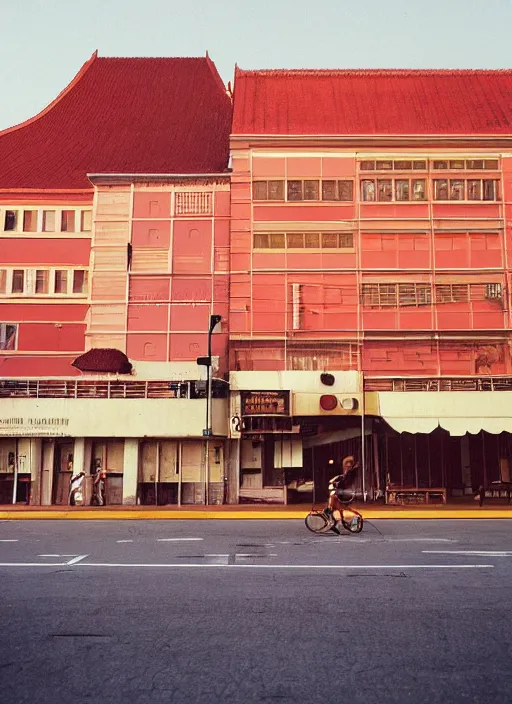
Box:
[325,456,359,534]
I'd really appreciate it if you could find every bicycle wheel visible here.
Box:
[341,510,364,534]
[305,511,331,534]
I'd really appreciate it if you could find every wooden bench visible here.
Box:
[386,486,447,505]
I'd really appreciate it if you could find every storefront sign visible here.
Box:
[241,391,290,416]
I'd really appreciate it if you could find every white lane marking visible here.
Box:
[0,563,65,567]
[117,540,134,543]
[39,554,78,558]
[19,562,494,570]
[204,554,230,557]
[0,539,18,542]
[423,550,512,556]
[157,538,204,542]
[386,538,456,543]
[66,554,89,565]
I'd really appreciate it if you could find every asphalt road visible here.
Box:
[1,519,512,704]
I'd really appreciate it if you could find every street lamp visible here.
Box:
[197,314,222,506]
[197,314,222,437]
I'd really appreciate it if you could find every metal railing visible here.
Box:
[0,379,192,399]
[364,376,512,392]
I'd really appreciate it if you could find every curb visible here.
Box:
[1,510,512,520]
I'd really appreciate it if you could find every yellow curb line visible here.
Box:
[1,510,512,520]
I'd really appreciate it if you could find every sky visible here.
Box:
[1,0,511,130]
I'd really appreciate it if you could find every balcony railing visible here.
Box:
[364,377,512,392]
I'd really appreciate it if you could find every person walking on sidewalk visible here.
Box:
[92,460,107,506]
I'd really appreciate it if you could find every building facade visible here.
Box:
[0,52,233,505]
[228,68,512,504]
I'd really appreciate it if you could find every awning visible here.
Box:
[72,349,132,374]
[378,391,512,436]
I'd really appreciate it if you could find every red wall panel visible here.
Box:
[129,276,170,301]
[214,191,230,217]
[132,192,171,219]
[170,303,210,331]
[127,333,167,361]
[127,304,169,332]
[172,220,212,274]
[171,277,211,301]
[168,333,207,361]
[0,304,87,322]
[253,205,355,221]
[0,239,90,266]
[18,323,85,351]
[0,355,80,377]
[131,221,171,248]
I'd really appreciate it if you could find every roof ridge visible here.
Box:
[0,51,98,139]
[236,67,512,77]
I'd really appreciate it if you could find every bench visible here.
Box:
[386,486,447,505]
[477,482,512,507]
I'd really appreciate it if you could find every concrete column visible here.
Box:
[29,439,42,505]
[72,438,85,475]
[461,434,472,494]
[123,439,139,505]
[40,440,55,506]
[226,439,240,504]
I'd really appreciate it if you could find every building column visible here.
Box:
[461,434,472,494]
[40,440,55,506]
[123,439,139,505]
[29,439,42,505]
[226,439,240,504]
[72,438,85,475]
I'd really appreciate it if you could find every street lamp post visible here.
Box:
[197,314,222,504]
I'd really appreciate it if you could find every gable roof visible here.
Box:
[232,68,512,136]
[0,53,232,190]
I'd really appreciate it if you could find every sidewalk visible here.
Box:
[1,502,512,519]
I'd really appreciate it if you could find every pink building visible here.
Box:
[0,53,232,506]
[229,68,512,505]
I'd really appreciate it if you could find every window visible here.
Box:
[0,270,6,294]
[61,210,75,232]
[433,159,499,171]
[434,178,499,201]
[4,211,17,231]
[435,283,502,303]
[43,211,56,232]
[0,324,17,350]
[23,210,37,232]
[361,178,426,201]
[174,192,212,215]
[253,232,354,249]
[288,180,304,201]
[54,270,68,294]
[253,179,353,202]
[361,283,432,307]
[80,210,92,231]
[72,270,88,294]
[359,160,426,171]
[253,181,285,201]
[12,270,24,294]
[35,270,49,294]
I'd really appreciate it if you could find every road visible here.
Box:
[0,519,511,704]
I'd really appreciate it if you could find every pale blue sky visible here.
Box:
[1,0,511,130]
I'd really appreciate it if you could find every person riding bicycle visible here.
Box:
[326,456,359,534]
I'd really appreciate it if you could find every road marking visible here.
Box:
[0,539,18,542]
[39,554,78,558]
[157,538,204,542]
[0,562,493,570]
[204,554,230,557]
[117,540,134,543]
[423,550,512,556]
[66,554,89,565]
[386,538,456,543]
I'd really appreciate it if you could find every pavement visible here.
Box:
[1,501,512,519]
[1,519,512,703]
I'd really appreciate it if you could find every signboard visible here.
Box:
[241,391,290,416]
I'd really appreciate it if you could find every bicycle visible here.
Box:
[305,491,364,535]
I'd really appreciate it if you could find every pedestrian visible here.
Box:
[92,460,107,506]
[69,471,85,506]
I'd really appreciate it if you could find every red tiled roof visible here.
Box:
[0,53,232,190]
[232,68,512,136]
